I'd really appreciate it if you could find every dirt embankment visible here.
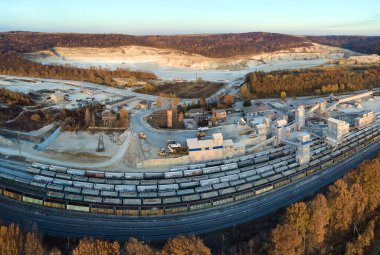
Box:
[135,81,225,98]
[329,54,380,65]
[25,43,352,71]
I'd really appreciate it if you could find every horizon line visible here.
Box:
[1,30,380,37]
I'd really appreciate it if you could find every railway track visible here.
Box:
[0,125,379,216]
[0,123,379,239]
[0,136,379,240]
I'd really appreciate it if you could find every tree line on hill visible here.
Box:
[1,32,379,90]
[1,32,379,57]
[0,87,130,132]
[0,31,311,58]
[0,103,120,132]
[0,53,156,86]
[0,88,34,106]
[307,35,380,55]
[242,66,380,98]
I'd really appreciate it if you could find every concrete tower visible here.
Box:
[167,109,173,128]
[296,133,311,165]
[295,106,305,130]
[317,102,327,119]
[326,118,349,143]
[273,119,288,147]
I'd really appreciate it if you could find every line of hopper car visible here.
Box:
[0,124,379,216]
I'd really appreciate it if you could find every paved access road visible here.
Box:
[0,139,379,240]
[129,109,227,148]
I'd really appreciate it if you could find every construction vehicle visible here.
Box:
[168,143,181,153]
[239,117,247,125]
[159,148,168,157]
[168,143,187,154]
[197,132,206,138]
[138,132,146,139]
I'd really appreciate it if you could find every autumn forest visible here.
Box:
[242,66,380,98]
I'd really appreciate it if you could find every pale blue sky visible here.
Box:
[0,0,379,35]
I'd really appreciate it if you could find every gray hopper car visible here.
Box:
[105,172,124,179]
[115,185,136,192]
[201,166,220,174]
[220,163,238,171]
[67,169,86,176]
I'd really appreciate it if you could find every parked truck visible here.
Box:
[197,132,206,138]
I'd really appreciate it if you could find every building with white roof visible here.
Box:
[244,104,273,118]
[273,119,289,146]
[214,109,227,120]
[355,111,375,129]
[50,93,65,103]
[187,133,245,162]
[296,133,311,165]
[80,87,101,95]
[327,118,349,143]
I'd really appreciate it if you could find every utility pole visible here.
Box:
[97,132,105,152]
[17,131,21,156]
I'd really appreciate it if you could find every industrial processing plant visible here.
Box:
[0,80,379,239]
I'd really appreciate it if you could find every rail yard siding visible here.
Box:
[0,124,379,217]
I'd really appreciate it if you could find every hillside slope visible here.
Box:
[306,35,380,55]
[1,32,379,58]
[0,32,311,57]
[26,43,350,70]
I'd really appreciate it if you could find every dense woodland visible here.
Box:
[0,102,116,132]
[0,32,311,58]
[1,153,380,254]
[1,32,379,57]
[0,88,34,106]
[0,53,156,86]
[0,227,211,255]
[268,155,380,255]
[243,66,380,98]
[307,35,380,55]
[0,107,23,123]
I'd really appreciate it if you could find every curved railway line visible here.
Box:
[0,122,379,239]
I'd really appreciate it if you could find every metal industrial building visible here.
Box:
[187,133,245,162]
